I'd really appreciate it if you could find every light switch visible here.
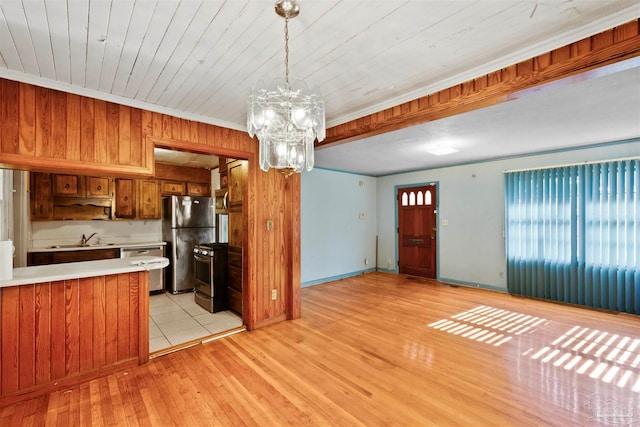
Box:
[441,219,449,226]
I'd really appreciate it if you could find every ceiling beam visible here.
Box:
[319,19,640,149]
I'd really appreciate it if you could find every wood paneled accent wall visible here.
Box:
[0,79,301,331]
[322,19,640,146]
[154,162,211,184]
[0,82,153,175]
[0,272,148,404]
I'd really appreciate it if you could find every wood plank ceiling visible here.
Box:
[0,1,638,175]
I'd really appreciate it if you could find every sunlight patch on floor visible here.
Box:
[526,325,640,393]
[427,305,547,347]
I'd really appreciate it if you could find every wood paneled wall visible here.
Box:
[153,162,211,184]
[0,272,148,403]
[322,19,640,146]
[0,79,300,331]
[0,82,153,175]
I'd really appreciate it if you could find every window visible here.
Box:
[400,189,432,206]
[505,160,639,314]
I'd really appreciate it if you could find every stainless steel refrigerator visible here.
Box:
[162,195,216,294]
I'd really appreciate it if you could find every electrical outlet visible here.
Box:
[271,289,277,300]
[266,220,274,231]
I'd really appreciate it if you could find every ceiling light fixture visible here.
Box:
[247,0,325,177]
[427,147,459,156]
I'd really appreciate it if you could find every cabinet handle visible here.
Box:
[147,198,151,203]
[97,185,102,190]
[64,183,70,188]
[124,196,128,201]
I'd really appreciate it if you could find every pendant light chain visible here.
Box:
[284,16,290,89]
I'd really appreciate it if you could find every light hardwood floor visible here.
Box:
[2,272,639,426]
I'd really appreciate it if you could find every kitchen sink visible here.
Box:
[48,243,116,249]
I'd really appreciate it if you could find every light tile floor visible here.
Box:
[149,292,243,353]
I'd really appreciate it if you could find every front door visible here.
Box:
[398,185,437,278]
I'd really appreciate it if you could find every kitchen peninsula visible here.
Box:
[0,256,168,405]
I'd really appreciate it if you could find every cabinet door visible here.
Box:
[51,248,120,264]
[115,178,135,218]
[138,179,160,219]
[86,177,111,198]
[160,180,185,195]
[227,160,247,206]
[53,174,83,197]
[30,172,53,220]
[228,210,243,248]
[187,182,210,196]
[227,246,242,292]
[226,287,242,314]
[27,252,53,266]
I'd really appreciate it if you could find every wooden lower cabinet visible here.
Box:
[27,248,120,266]
[0,272,149,404]
[227,287,242,314]
[227,246,242,314]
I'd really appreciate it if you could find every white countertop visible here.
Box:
[28,241,167,253]
[0,256,169,288]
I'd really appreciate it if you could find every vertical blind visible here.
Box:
[505,159,639,314]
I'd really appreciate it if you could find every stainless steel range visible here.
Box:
[193,242,228,313]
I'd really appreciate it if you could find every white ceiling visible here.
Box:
[317,61,640,175]
[154,147,219,169]
[0,1,638,175]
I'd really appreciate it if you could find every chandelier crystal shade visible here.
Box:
[247,0,325,177]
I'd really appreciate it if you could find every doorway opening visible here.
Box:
[150,147,248,356]
[397,184,438,279]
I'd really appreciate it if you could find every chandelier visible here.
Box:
[247,0,325,177]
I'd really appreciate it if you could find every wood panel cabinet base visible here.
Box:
[0,272,149,406]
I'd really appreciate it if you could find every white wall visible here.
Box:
[301,168,377,285]
[377,139,640,290]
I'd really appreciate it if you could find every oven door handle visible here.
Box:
[194,253,212,263]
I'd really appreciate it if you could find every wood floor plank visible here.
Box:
[1,272,639,425]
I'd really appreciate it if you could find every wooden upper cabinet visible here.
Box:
[160,180,186,196]
[86,176,112,198]
[138,179,161,219]
[187,182,209,196]
[115,178,136,218]
[30,172,53,220]
[227,159,248,207]
[53,174,83,197]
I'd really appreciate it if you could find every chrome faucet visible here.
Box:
[81,232,98,246]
